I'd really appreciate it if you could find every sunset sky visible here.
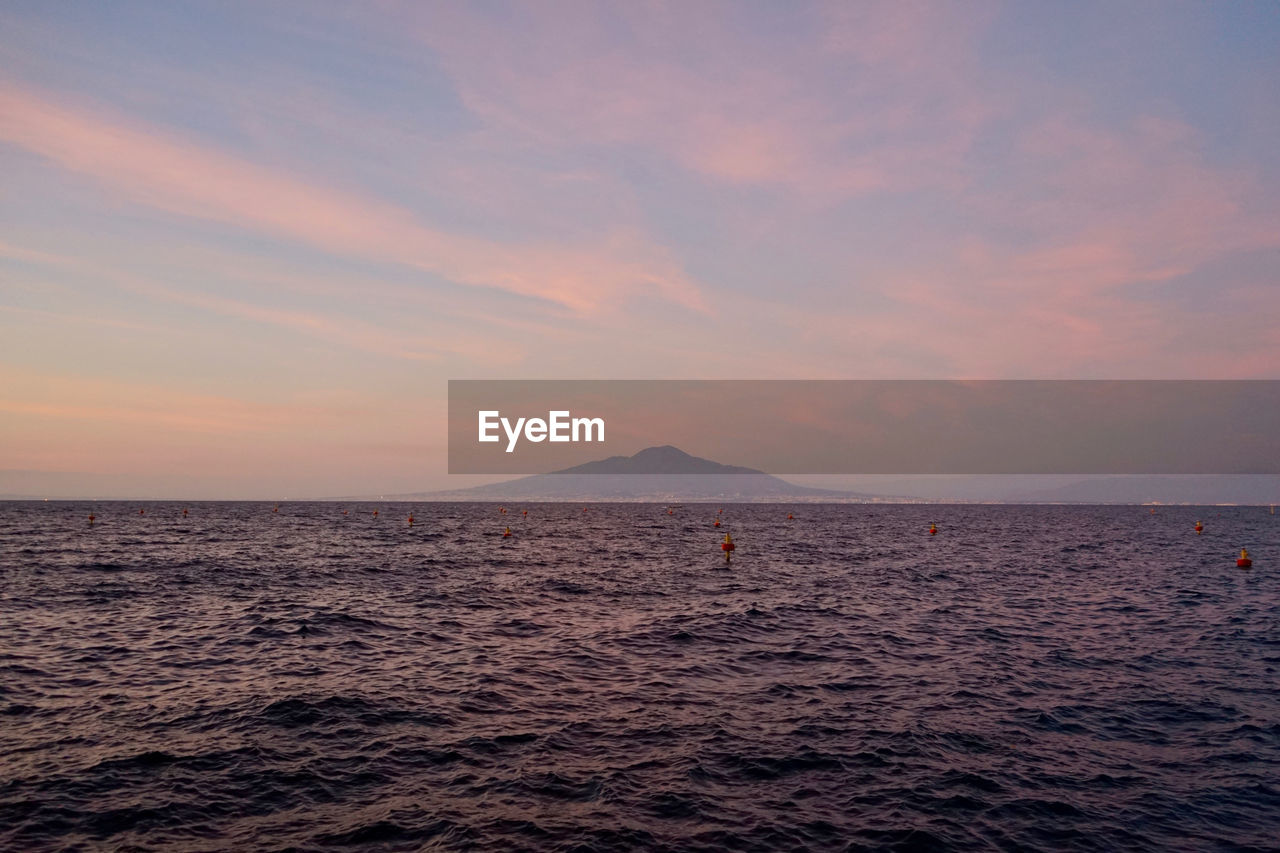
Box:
[2,1,1279,498]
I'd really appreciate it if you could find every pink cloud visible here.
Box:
[406,1,994,200]
[0,83,703,314]
[0,241,528,364]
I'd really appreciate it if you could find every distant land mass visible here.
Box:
[5,450,1277,502]
[1002,475,1280,505]
[374,447,1280,504]
[393,446,866,502]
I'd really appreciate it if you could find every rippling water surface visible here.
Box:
[1,502,1278,851]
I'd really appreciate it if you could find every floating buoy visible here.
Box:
[88,514,95,525]
[929,523,937,536]
[1150,507,1156,514]
[1195,521,1203,535]
[373,509,379,518]
[721,532,735,563]
[1237,548,1252,569]
[139,509,145,516]
[718,508,723,515]
[522,510,527,516]
[667,509,673,515]
[182,508,188,517]
[787,513,793,520]
[503,526,512,538]
[342,510,348,516]
[407,515,414,526]
[714,519,721,527]
[273,505,279,513]
[500,507,507,514]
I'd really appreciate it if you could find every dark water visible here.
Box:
[2,502,1278,852]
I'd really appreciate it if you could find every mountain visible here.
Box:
[552,445,764,476]
[366,447,1280,504]
[404,446,862,501]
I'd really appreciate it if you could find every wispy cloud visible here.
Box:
[0,82,703,314]
[0,240,524,364]
[407,0,993,199]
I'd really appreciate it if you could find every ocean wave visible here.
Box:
[1,502,1278,851]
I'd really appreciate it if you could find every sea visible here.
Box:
[1,502,1277,852]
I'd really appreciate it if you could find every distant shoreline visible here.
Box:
[3,498,1274,507]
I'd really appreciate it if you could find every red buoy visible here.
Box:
[1237,548,1252,568]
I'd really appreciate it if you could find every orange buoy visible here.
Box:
[787,513,793,520]
[1195,521,1203,535]
[408,515,414,526]
[721,532,735,563]
[522,510,527,516]
[714,519,721,527]
[1237,548,1252,568]
[342,509,348,516]
[503,526,512,538]
[668,509,673,515]
[88,514,95,525]
[929,523,937,536]
[182,508,189,517]
[373,509,379,518]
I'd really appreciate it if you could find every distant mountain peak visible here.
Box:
[554,446,763,476]
[633,445,689,458]
[393,445,858,501]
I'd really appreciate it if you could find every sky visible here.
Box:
[2,1,1279,498]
